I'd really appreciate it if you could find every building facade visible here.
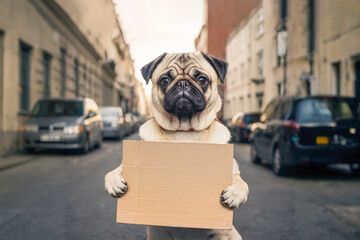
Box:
[224,5,266,119]
[224,0,360,119]
[0,0,133,155]
[194,0,261,118]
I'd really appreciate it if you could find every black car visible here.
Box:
[250,96,360,175]
[227,112,261,142]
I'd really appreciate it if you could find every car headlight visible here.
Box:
[112,122,120,127]
[25,124,38,132]
[64,125,83,134]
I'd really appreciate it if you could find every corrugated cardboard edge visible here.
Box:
[117,140,234,229]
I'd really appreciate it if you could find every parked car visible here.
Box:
[227,112,261,142]
[23,98,103,153]
[100,106,125,139]
[250,96,360,176]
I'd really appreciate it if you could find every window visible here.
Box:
[280,0,288,21]
[43,52,51,97]
[240,63,245,82]
[83,65,87,97]
[277,83,282,96]
[256,8,264,37]
[240,97,244,111]
[89,71,92,97]
[256,92,264,111]
[332,62,341,96]
[257,51,263,76]
[19,41,32,112]
[60,48,66,97]
[74,58,79,97]
[308,0,315,53]
[0,31,4,120]
[103,82,113,105]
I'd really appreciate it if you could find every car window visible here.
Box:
[270,100,282,120]
[280,99,292,119]
[260,100,277,122]
[295,98,356,124]
[243,114,260,124]
[100,108,120,118]
[32,100,84,117]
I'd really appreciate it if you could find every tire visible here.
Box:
[272,147,289,176]
[95,136,102,149]
[239,130,244,143]
[350,163,360,176]
[82,136,90,154]
[250,142,261,164]
[25,147,35,154]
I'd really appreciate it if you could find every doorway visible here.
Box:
[331,62,341,96]
[354,58,360,101]
[0,31,4,132]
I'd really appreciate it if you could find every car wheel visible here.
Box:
[250,142,261,164]
[25,147,35,154]
[350,163,360,175]
[82,136,90,154]
[239,130,244,143]
[273,147,289,176]
[95,137,102,149]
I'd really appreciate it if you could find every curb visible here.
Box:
[0,155,35,172]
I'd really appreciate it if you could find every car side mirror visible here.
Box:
[87,111,96,119]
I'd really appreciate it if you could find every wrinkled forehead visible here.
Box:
[153,52,215,79]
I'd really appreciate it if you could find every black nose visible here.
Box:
[176,80,190,90]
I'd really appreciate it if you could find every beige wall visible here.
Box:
[224,5,268,119]
[56,0,134,108]
[0,0,126,155]
[316,0,360,97]
[224,0,360,121]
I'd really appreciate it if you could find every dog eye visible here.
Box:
[160,77,170,87]
[197,77,208,86]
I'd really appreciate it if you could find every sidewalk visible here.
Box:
[0,153,36,171]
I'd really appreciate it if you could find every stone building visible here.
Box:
[194,0,261,59]
[224,5,266,119]
[0,0,133,155]
[194,0,261,118]
[315,0,360,99]
[224,0,360,119]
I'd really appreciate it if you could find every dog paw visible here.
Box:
[221,184,248,210]
[104,170,128,198]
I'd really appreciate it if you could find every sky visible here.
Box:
[113,0,204,94]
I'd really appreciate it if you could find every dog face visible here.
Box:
[141,52,228,131]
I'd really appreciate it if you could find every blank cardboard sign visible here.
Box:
[116,140,233,229]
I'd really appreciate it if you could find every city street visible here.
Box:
[1,134,360,240]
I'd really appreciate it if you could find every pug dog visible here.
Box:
[105,52,249,240]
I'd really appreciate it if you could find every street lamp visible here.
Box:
[277,29,288,96]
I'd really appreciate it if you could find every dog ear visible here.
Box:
[201,52,228,83]
[141,53,167,84]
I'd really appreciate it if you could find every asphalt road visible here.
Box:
[0,134,359,240]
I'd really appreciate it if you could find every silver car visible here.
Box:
[100,106,125,139]
[23,98,103,153]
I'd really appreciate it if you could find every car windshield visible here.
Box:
[100,108,119,117]
[244,115,260,124]
[32,100,84,117]
[295,98,356,124]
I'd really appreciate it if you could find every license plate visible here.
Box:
[316,136,329,145]
[40,134,60,142]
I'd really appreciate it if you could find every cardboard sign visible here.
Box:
[116,140,234,229]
